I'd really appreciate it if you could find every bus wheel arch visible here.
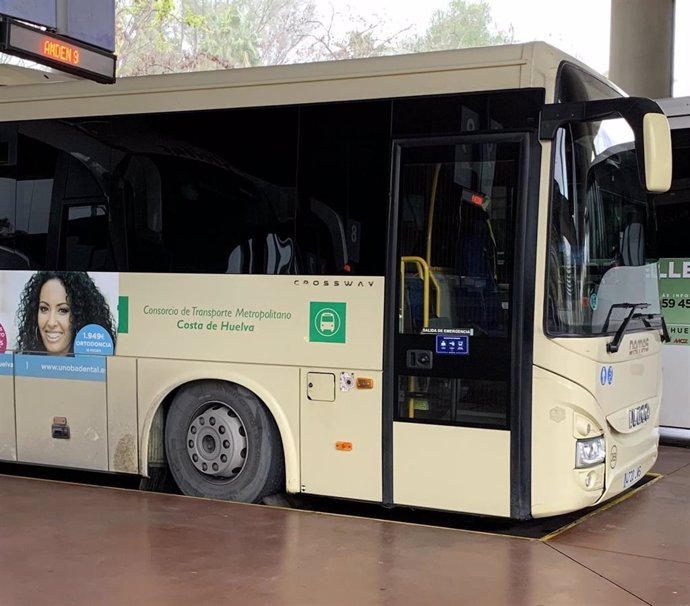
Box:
[163,379,285,503]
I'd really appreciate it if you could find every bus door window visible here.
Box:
[397,140,516,338]
[455,189,501,334]
[395,137,519,428]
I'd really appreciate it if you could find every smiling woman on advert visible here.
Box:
[15,271,116,356]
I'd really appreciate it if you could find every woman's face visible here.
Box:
[37,278,73,355]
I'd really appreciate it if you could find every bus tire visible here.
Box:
[164,380,284,503]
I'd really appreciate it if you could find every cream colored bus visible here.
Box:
[0,42,672,518]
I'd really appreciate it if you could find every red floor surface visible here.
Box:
[0,445,688,605]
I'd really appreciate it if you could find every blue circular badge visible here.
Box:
[73,324,114,356]
[590,292,598,311]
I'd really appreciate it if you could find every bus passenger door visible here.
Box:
[390,137,523,516]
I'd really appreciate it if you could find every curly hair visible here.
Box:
[16,271,116,353]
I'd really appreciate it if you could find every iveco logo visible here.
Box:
[628,403,651,429]
[629,337,649,356]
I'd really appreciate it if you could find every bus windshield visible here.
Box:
[547,117,661,336]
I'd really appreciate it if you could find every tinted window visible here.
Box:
[12,135,58,268]
[393,90,543,137]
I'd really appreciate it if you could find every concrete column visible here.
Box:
[609,0,674,98]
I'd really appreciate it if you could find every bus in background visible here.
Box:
[0,42,672,519]
[654,97,690,444]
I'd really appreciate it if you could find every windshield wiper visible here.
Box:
[604,302,649,353]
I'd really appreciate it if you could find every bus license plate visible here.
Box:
[623,465,642,488]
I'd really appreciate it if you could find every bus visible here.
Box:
[654,96,690,444]
[0,42,672,519]
[0,63,74,85]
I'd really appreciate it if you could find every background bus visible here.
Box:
[0,42,672,519]
[654,96,690,444]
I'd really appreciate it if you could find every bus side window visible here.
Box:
[0,245,30,269]
[122,156,172,272]
[9,135,58,269]
[50,153,114,271]
[295,198,350,274]
[62,204,111,271]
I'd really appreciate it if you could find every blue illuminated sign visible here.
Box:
[435,334,469,356]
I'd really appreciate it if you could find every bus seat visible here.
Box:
[226,232,295,274]
[65,236,111,271]
[296,198,350,274]
[403,274,425,333]
[621,221,645,266]
[454,202,501,333]
[0,245,30,269]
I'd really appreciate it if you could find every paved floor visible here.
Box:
[0,445,688,605]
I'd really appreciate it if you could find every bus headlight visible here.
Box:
[575,436,606,468]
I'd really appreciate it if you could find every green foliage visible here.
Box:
[301,12,408,61]
[413,0,513,52]
[115,0,513,76]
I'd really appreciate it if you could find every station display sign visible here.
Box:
[0,18,115,84]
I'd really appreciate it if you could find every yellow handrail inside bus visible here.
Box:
[400,255,441,328]
[425,163,441,266]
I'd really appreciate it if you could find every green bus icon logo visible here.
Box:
[310,302,346,343]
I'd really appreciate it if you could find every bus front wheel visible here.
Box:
[164,380,284,503]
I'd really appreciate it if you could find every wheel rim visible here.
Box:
[186,402,247,479]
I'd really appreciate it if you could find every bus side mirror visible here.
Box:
[642,112,672,193]
[541,97,673,194]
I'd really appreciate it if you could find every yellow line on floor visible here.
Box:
[541,473,663,541]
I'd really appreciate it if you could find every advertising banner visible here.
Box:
[0,271,119,380]
[658,258,690,346]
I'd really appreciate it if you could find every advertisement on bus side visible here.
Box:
[0,271,385,373]
[0,271,119,380]
[658,258,690,346]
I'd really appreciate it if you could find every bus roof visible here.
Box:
[0,41,594,121]
[656,97,690,129]
[0,64,76,86]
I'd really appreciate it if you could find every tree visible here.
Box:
[116,0,323,74]
[249,0,319,66]
[114,0,513,76]
[300,13,413,62]
[409,0,513,53]
[116,0,180,75]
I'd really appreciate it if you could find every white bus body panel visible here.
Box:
[0,42,585,122]
[532,335,661,517]
[0,354,17,461]
[121,273,386,497]
[660,338,690,440]
[15,368,109,470]
[107,356,139,473]
[393,423,510,517]
[300,368,383,501]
